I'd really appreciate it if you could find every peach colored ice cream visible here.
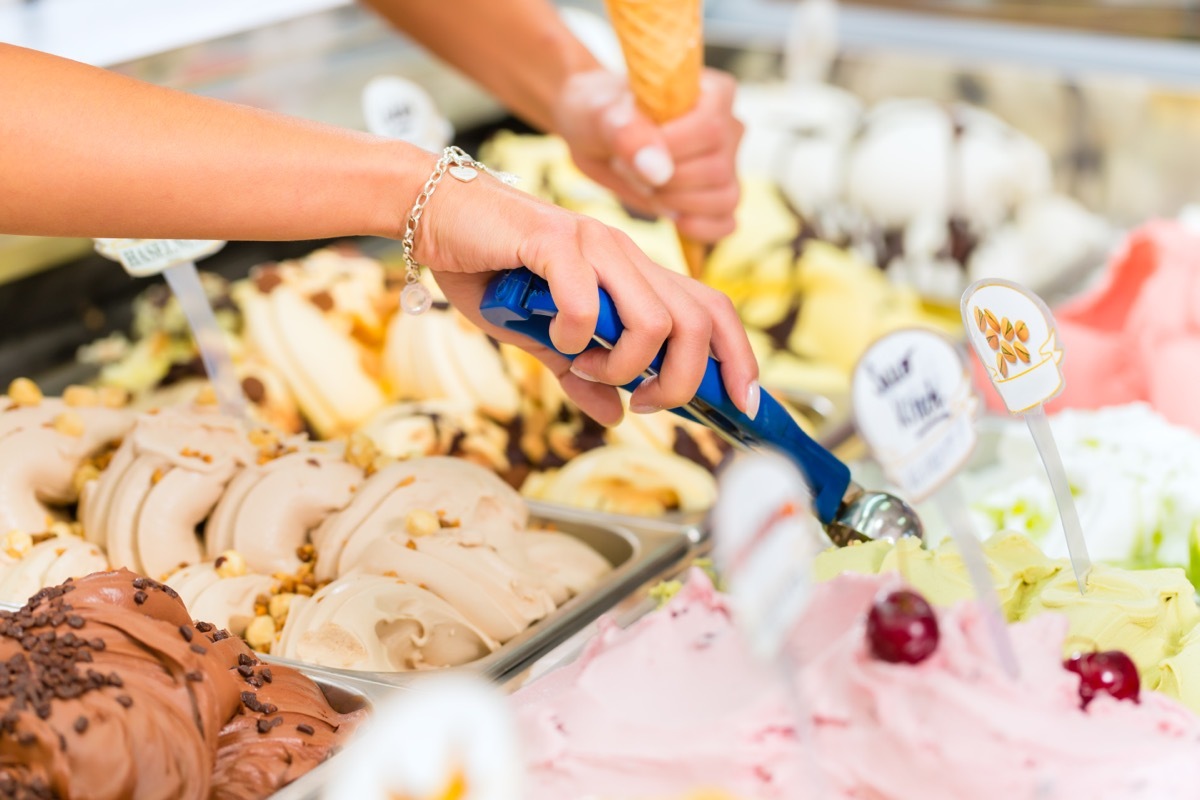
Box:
[976,221,1200,429]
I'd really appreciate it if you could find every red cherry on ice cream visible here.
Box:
[1064,650,1140,709]
[866,589,940,665]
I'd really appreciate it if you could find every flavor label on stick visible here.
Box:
[362,76,453,152]
[712,454,825,661]
[961,279,1065,414]
[93,238,225,277]
[852,329,979,503]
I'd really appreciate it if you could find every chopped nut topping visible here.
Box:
[267,594,293,625]
[63,386,99,407]
[405,510,439,538]
[97,386,129,408]
[52,412,85,438]
[214,550,247,579]
[7,378,42,407]
[3,531,32,560]
[244,615,276,653]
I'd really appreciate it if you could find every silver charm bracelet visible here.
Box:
[399,146,517,316]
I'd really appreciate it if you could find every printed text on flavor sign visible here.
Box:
[116,240,219,272]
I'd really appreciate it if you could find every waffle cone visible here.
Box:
[605,0,703,124]
[606,0,708,278]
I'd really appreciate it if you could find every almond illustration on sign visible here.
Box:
[978,306,1032,378]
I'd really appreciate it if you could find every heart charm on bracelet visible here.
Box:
[448,165,478,182]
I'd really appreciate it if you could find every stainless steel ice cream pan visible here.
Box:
[266,502,697,687]
[499,531,709,695]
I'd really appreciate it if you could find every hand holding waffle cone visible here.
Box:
[606,0,706,278]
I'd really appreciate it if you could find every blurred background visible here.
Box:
[1,0,1198,386]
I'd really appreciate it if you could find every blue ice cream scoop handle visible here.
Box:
[479,267,854,524]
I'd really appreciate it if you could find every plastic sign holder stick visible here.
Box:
[712,453,830,794]
[852,329,1018,678]
[94,239,245,419]
[961,278,1092,593]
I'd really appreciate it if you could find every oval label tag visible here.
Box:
[712,453,824,661]
[362,76,453,151]
[961,278,1065,414]
[329,676,521,800]
[852,329,978,503]
[93,238,225,277]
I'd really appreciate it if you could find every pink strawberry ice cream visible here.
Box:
[976,220,1200,428]
[514,569,1200,799]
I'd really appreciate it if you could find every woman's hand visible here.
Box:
[553,68,744,244]
[414,172,759,427]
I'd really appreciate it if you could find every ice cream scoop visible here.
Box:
[276,572,500,671]
[205,442,362,575]
[0,392,134,537]
[0,568,364,799]
[78,407,257,579]
[481,268,923,545]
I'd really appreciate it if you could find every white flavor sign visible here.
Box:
[93,238,225,277]
[851,329,979,503]
[961,278,1065,414]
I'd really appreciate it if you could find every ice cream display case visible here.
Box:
[4,2,1200,795]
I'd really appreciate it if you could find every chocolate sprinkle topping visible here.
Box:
[185,671,203,682]
[296,724,315,736]
[132,592,147,606]
[178,626,194,642]
[241,376,267,404]
[237,654,255,668]
[195,621,214,633]
[189,644,207,655]
[73,716,88,734]
[116,695,133,708]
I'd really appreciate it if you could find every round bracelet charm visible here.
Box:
[401,280,433,316]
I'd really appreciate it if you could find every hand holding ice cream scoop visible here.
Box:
[852,329,1018,677]
[482,267,923,546]
[962,278,1092,592]
[94,238,245,419]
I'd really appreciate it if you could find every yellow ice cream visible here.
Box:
[815,532,1200,711]
[482,132,959,403]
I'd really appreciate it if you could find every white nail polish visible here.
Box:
[604,96,635,129]
[570,365,599,383]
[746,381,761,420]
[608,157,654,197]
[633,146,674,187]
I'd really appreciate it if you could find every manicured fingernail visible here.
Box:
[609,158,653,197]
[633,146,674,187]
[629,378,660,413]
[570,365,599,383]
[604,96,635,129]
[746,381,761,420]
